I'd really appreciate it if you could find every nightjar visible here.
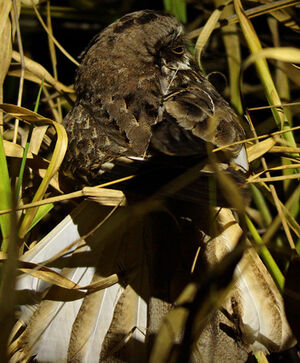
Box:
[11,11,294,363]
[62,9,248,196]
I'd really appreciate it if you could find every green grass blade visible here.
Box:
[27,203,54,233]
[0,131,12,251]
[15,79,44,200]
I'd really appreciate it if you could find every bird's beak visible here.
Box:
[232,145,249,173]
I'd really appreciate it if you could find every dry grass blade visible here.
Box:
[247,136,278,162]
[248,40,298,196]
[233,0,298,250]
[243,47,300,71]
[187,0,300,39]
[2,139,67,195]
[234,0,284,124]
[213,125,300,154]
[0,103,68,239]
[0,0,16,245]
[46,1,62,122]
[18,262,82,290]
[83,274,119,293]
[0,0,14,131]
[28,125,49,154]
[8,67,56,90]
[2,144,67,194]
[13,259,118,292]
[194,5,224,70]
[3,140,34,159]
[250,163,300,177]
[0,188,126,216]
[11,51,74,93]
[11,0,23,144]
[247,101,300,111]
[235,0,297,151]
[269,146,300,153]
[32,3,79,67]
[249,173,300,183]
[250,0,300,32]
[261,185,300,246]
[268,5,300,33]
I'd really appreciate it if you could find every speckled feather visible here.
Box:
[63,10,245,185]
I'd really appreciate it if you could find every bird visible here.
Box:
[61,9,248,190]
[10,9,294,363]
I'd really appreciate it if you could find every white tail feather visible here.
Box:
[68,279,124,363]
[213,209,294,353]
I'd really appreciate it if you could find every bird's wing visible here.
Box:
[145,65,246,162]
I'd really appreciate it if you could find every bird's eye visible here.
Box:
[171,46,184,55]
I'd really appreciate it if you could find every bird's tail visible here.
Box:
[9,201,294,362]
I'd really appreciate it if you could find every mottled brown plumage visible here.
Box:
[63,10,246,187]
